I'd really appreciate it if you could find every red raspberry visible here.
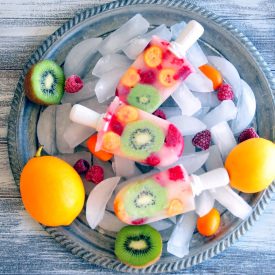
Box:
[168,165,184,181]
[139,70,156,84]
[165,124,183,147]
[131,218,147,225]
[171,57,184,66]
[85,165,104,184]
[192,130,211,150]
[73,159,90,174]
[238,127,259,143]
[145,154,161,166]
[65,75,83,93]
[153,109,166,120]
[109,115,124,135]
[217,83,234,101]
[173,65,192,80]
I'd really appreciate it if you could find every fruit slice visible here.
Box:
[167,199,184,216]
[199,64,223,90]
[24,60,65,105]
[127,84,161,113]
[102,132,121,152]
[144,46,163,68]
[121,67,140,87]
[115,225,162,269]
[158,68,177,87]
[121,120,165,160]
[116,105,139,123]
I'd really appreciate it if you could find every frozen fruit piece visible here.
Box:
[153,109,166,120]
[192,130,211,150]
[165,124,182,147]
[168,165,184,181]
[197,208,220,236]
[159,68,177,87]
[144,45,163,68]
[145,154,161,166]
[238,127,259,143]
[109,116,124,136]
[199,64,223,90]
[116,105,139,123]
[167,199,184,216]
[120,67,140,87]
[217,83,234,101]
[65,75,84,93]
[73,159,90,174]
[87,134,113,161]
[174,65,192,81]
[85,165,104,184]
[131,218,148,225]
[102,132,121,151]
[139,70,156,84]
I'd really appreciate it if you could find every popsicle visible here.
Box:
[114,165,229,225]
[115,20,204,113]
[70,97,184,167]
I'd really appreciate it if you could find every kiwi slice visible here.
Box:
[121,120,164,160]
[115,224,162,268]
[124,179,167,219]
[24,60,65,105]
[127,84,161,113]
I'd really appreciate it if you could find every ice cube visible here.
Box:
[95,68,127,103]
[202,100,237,128]
[64,38,102,78]
[167,211,197,258]
[157,106,182,118]
[231,79,256,134]
[192,91,220,108]
[195,191,215,217]
[92,54,131,77]
[184,70,213,93]
[78,98,108,114]
[37,105,57,155]
[98,211,126,232]
[193,107,211,120]
[183,135,196,154]
[99,14,150,55]
[112,156,142,179]
[106,193,115,212]
[211,186,252,219]
[171,84,201,116]
[150,219,174,231]
[205,145,224,171]
[170,21,187,40]
[210,121,236,160]
[186,42,208,68]
[208,55,242,99]
[168,115,206,136]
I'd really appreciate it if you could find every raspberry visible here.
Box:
[165,124,182,147]
[238,127,259,143]
[168,166,184,181]
[73,159,90,174]
[65,75,83,93]
[153,109,166,120]
[109,115,124,136]
[173,65,192,80]
[145,154,160,166]
[85,165,104,184]
[139,70,156,84]
[192,130,211,150]
[171,57,184,66]
[217,83,234,101]
[131,218,147,225]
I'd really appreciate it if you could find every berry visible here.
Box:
[145,154,161,166]
[168,166,184,181]
[173,65,192,80]
[192,130,211,150]
[109,115,124,136]
[65,75,83,93]
[139,70,156,84]
[165,124,182,147]
[217,83,234,101]
[153,109,166,120]
[73,159,90,174]
[238,127,259,143]
[85,165,104,184]
[131,218,147,225]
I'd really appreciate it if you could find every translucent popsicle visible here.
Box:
[114,165,229,225]
[115,21,204,113]
[70,97,184,167]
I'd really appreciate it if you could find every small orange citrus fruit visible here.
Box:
[197,208,220,236]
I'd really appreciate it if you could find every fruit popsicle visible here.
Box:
[114,165,229,225]
[115,21,204,113]
[70,97,184,167]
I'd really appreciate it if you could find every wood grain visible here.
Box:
[0,0,274,274]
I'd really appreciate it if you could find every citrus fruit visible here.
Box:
[225,138,275,193]
[102,132,121,151]
[158,68,177,87]
[197,208,220,236]
[20,147,85,226]
[199,64,223,90]
[144,46,163,68]
[121,67,140,87]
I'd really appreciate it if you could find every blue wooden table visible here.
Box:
[0,0,274,274]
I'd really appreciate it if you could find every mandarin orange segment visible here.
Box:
[199,64,223,90]
[167,199,184,216]
[197,208,220,236]
[87,134,113,161]
[144,46,163,68]
[116,105,139,123]
[102,132,121,152]
[121,67,140,87]
[159,68,177,87]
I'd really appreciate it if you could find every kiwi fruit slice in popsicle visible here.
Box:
[24,60,65,105]
[115,224,162,268]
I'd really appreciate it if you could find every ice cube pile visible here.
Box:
[37,14,257,259]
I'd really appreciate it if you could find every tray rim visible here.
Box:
[7,0,275,273]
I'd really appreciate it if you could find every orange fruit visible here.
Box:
[197,208,220,236]
[116,105,139,123]
[225,138,275,193]
[159,68,177,87]
[102,132,121,151]
[199,64,223,90]
[144,46,163,68]
[20,147,85,226]
[167,199,183,216]
[121,67,140,87]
